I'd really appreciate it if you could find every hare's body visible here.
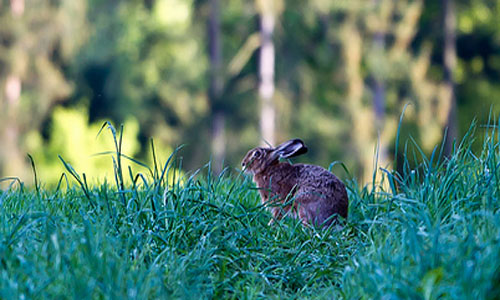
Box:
[242,139,348,227]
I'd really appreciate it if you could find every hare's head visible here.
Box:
[241,139,308,174]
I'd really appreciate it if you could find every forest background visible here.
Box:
[0,0,499,186]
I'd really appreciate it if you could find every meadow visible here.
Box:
[0,121,499,299]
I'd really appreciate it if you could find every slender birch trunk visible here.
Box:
[208,0,225,173]
[258,3,276,146]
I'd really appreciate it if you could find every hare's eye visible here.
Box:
[254,150,261,158]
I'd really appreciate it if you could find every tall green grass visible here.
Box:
[0,120,499,299]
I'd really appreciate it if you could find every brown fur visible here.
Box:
[241,140,348,227]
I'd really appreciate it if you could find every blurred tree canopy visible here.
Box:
[0,0,499,185]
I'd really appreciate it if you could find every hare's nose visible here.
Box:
[241,162,246,167]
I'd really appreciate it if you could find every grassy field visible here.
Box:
[1,122,499,299]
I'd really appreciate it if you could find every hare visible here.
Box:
[241,139,348,227]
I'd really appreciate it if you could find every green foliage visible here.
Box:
[74,0,208,145]
[0,0,86,124]
[25,106,142,185]
[1,121,499,298]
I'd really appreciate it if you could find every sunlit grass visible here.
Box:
[1,120,499,299]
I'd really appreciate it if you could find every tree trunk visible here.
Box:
[258,8,276,146]
[1,0,25,180]
[208,0,225,173]
[9,0,24,16]
[372,12,388,168]
[342,17,370,181]
[442,0,457,157]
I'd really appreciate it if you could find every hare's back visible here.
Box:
[295,164,348,217]
[295,164,344,188]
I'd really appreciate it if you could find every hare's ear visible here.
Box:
[274,139,308,159]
